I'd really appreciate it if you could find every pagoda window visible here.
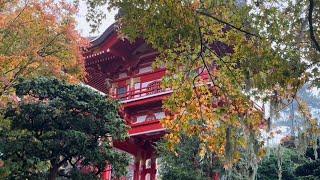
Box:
[146,159,151,168]
[134,82,141,90]
[141,80,158,89]
[146,81,161,95]
[118,72,127,79]
[117,86,127,98]
[133,82,141,98]
[145,113,156,121]
[136,115,147,123]
[138,66,152,74]
[155,112,165,119]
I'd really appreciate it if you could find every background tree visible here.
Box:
[257,147,307,180]
[295,159,320,179]
[294,141,320,179]
[158,133,222,180]
[0,77,129,179]
[0,0,86,101]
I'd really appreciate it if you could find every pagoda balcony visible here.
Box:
[128,119,165,136]
[110,82,172,103]
[109,69,210,104]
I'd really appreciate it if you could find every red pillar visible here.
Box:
[133,156,141,180]
[150,156,157,180]
[140,158,146,180]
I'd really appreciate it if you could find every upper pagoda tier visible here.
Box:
[84,24,169,157]
[84,23,173,105]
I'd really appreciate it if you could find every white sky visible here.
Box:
[76,1,117,38]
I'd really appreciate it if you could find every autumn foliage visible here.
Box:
[108,0,320,175]
[0,0,87,101]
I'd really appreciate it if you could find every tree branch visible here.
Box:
[308,0,320,53]
[1,0,29,43]
[37,32,64,57]
[196,9,259,38]
[0,57,35,96]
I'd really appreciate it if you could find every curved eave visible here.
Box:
[90,23,117,48]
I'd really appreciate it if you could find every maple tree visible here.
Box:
[103,0,320,177]
[0,0,86,102]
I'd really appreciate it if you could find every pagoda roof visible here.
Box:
[84,23,157,93]
[90,23,117,48]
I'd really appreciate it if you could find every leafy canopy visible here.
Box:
[106,0,320,171]
[0,77,129,179]
[0,0,87,101]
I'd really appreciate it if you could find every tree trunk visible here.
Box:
[48,157,69,180]
[48,165,59,180]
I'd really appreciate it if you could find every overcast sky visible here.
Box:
[76,1,117,38]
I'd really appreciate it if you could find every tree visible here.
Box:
[295,159,320,179]
[105,0,272,169]
[158,134,222,180]
[0,0,86,101]
[257,148,307,180]
[0,77,129,179]
[294,141,320,179]
[104,0,320,170]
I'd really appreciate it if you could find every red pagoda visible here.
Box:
[84,23,170,180]
[84,22,219,180]
[83,14,265,178]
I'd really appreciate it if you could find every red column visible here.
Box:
[133,156,141,180]
[150,156,157,180]
[140,158,146,180]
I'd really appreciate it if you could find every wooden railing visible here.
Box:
[110,70,210,102]
[110,80,166,101]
